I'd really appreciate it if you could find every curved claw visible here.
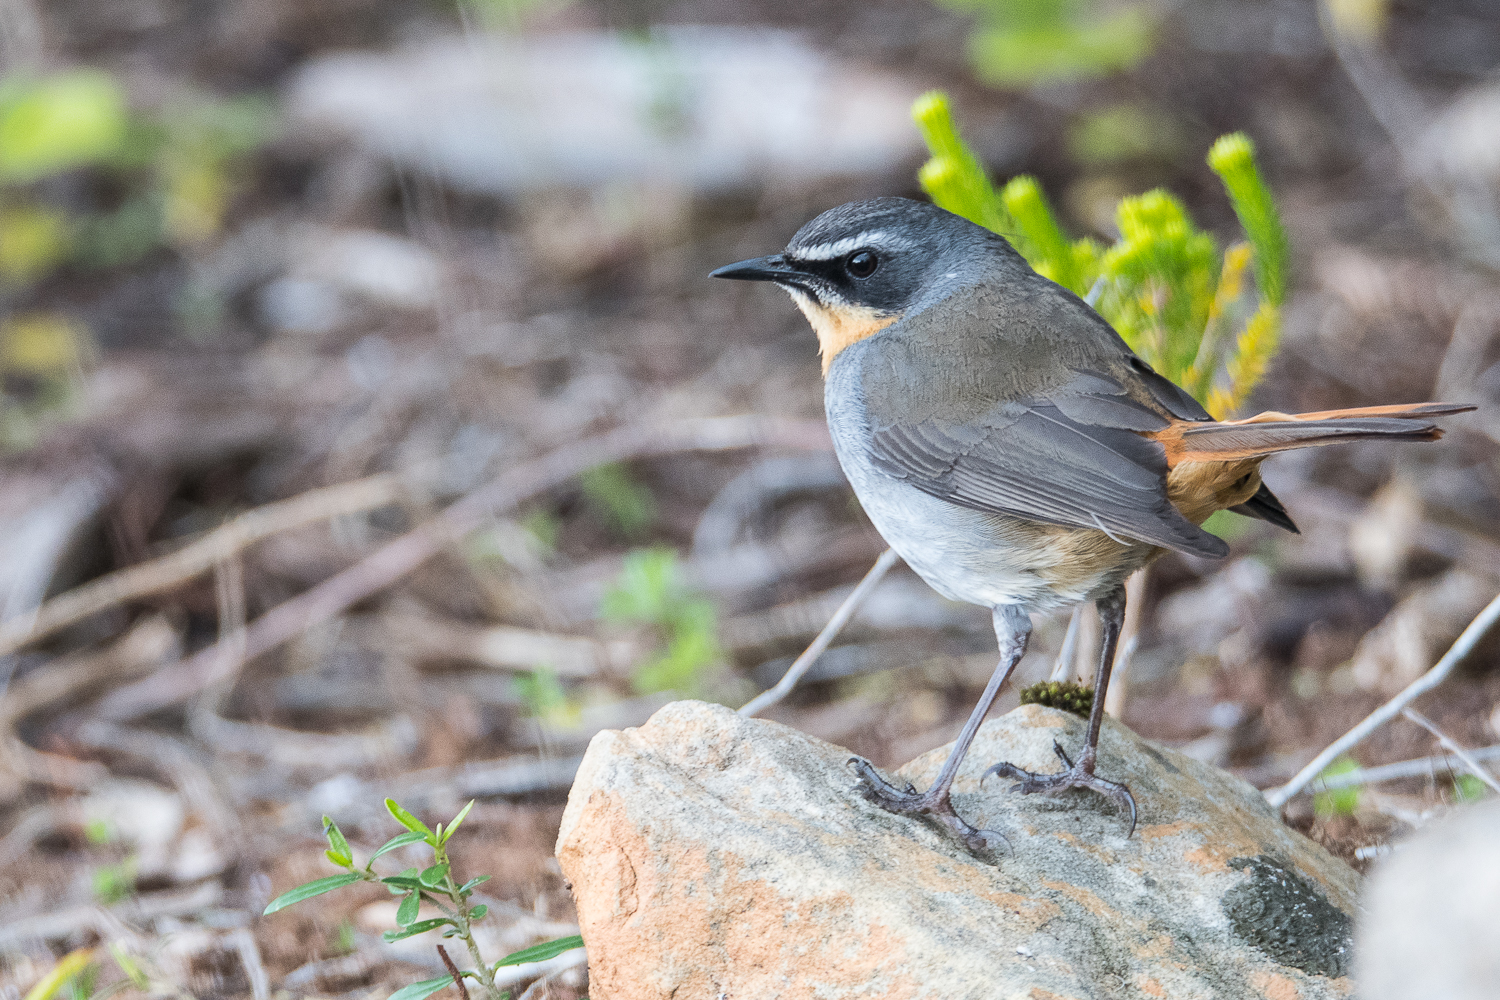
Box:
[848,757,1007,854]
[1051,739,1075,769]
[982,754,1138,838]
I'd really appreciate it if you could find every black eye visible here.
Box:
[846,250,878,278]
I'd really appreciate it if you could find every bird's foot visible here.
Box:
[848,757,1005,852]
[984,740,1137,837]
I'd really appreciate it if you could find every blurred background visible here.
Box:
[3,0,1499,996]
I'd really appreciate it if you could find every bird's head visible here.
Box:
[711,198,1009,373]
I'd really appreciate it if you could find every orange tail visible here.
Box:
[1154,402,1475,464]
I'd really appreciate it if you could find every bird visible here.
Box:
[711,196,1474,851]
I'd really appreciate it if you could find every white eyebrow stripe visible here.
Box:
[787,231,915,261]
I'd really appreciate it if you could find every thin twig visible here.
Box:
[96,417,829,721]
[738,547,901,717]
[228,928,271,1000]
[1401,707,1500,797]
[1049,607,1083,683]
[0,474,401,658]
[1266,589,1500,807]
[437,945,471,1000]
[1314,744,1500,791]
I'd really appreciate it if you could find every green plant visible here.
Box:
[580,463,656,540]
[513,665,579,727]
[1453,773,1489,803]
[91,858,137,905]
[937,0,1156,88]
[0,68,273,449]
[601,547,722,695]
[1312,757,1361,817]
[913,91,1288,422]
[264,799,584,1000]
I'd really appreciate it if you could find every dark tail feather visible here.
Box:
[1231,483,1299,533]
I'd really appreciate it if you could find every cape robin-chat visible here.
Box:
[713,197,1473,850]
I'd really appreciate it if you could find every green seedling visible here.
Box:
[1313,756,1361,817]
[265,799,583,1000]
[601,547,722,696]
[936,0,1156,88]
[580,463,656,540]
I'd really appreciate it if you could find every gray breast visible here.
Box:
[823,341,1096,614]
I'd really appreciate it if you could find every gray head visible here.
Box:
[711,198,1023,370]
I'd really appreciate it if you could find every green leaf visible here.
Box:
[1454,773,1488,803]
[580,464,656,539]
[1313,757,1362,817]
[385,799,433,839]
[469,903,488,920]
[323,816,353,868]
[458,875,492,895]
[381,872,424,892]
[382,918,453,942]
[0,70,129,183]
[386,976,456,1000]
[419,863,449,889]
[263,872,362,915]
[494,935,585,968]
[396,891,420,927]
[441,800,476,845]
[911,91,1009,235]
[370,831,428,863]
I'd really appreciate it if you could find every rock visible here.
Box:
[1356,799,1500,1000]
[557,701,1359,999]
[286,29,922,195]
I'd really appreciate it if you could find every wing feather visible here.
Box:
[866,369,1229,559]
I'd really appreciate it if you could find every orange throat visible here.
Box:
[787,291,901,375]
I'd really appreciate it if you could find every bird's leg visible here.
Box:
[985,587,1138,835]
[850,606,1030,851]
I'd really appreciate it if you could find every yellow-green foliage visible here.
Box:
[1313,756,1361,817]
[936,0,1155,88]
[0,69,273,449]
[913,91,1287,419]
[601,547,723,696]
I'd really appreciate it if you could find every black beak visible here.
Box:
[710,254,797,282]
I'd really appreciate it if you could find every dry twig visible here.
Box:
[1267,589,1500,807]
[0,474,401,658]
[738,547,900,717]
[1401,707,1500,796]
[1314,744,1500,791]
[95,417,828,720]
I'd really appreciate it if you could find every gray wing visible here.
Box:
[865,366,1231,558]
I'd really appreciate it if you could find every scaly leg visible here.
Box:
[985,587,1138,835]
[851,605,1031,851]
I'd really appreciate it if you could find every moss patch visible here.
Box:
[1018,681,1094,719]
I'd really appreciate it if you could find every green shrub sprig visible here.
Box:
[264,798,583,1000]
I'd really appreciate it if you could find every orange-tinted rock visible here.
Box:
[557,701,1359,999]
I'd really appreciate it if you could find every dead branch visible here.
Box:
[378,612,637,677]
[95,416,829,721]
[0,473,401,658]
[1266,589,1500,807]
[1401,707,1500,796]
[1314,743,1500,790]
[739,547,900,717]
